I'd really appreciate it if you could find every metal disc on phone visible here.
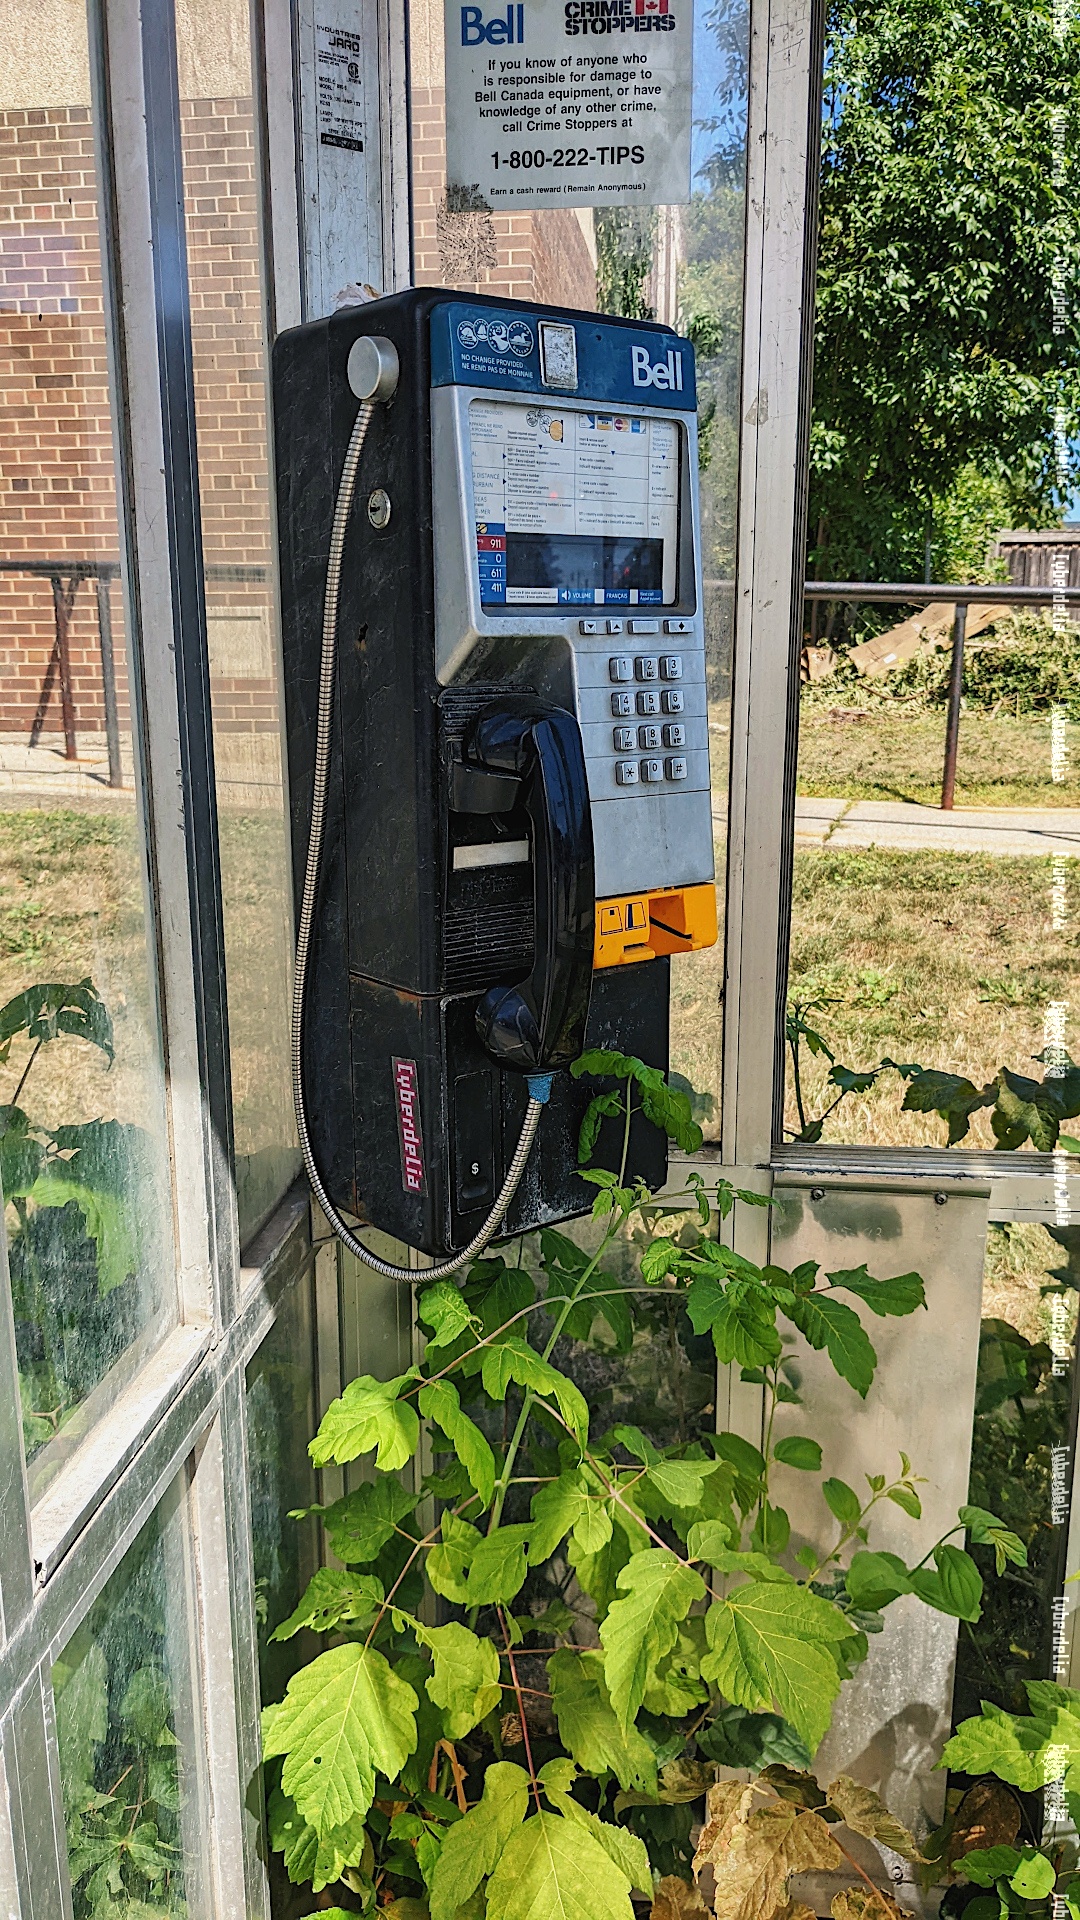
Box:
[347,333,399,401]
[367,489,391,528]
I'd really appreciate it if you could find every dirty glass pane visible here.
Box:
[782,3,1080,1150]
[952,1222,1078,1726]
[0,3,174,1491]
[408,0,750,1135]
[245,1269,319,1717]
[175,0,301,1243]
[52,1474,205,1920]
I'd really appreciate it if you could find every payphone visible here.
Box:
[275,288,717,1273]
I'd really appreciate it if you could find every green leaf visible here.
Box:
[418,1379,496,1506]
[578,1091,624,1164]
[938,1706,1049,1793]
[599,1549,705,1731]
[481,1338,589,1443]
[822,1479,862,1529]
[270,1568,384,1640]
[310,1373,421,1471]
[536,1774,652,1894]
[419,1281,478,1350]
[960,1505,1028,1574]
[261,1643,418,1836]
[778,1291,877,1397]
[571,1049,655,1082]
[826,1267,926,1317]
[549,1649,657,1794]
[702,1581,858,1751]
[773,1437,823,1472]
[1010,1853,1057,1899]
[312,1479,419,1564]
[464,1259,537,1341]
[886,1485,922,1519]
[646,1459,716,1508]
[416,1623,502,1738]
[466,1526,532,1606]
[529,1473,590,1563]
[688,1275,782,1367]
[902,1071,993,1147]
[0,978,114,1066]
[428,1762,530,1920]
[909,1544,982,1621]
[266,1786,368,1893]
[957,1847,1027,1888]
[485,1811,636,1920]
[638,1080,704,1154]
[427,1513,480,1605]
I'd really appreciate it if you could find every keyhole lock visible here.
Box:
[367,488,391,529]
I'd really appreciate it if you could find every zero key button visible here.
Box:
[666,756,688,781]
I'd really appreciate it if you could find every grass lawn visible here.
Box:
[785,844,1078,1149]
[797,706,1080,809]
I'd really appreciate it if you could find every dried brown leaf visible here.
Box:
[826,1776,925,1863]
[945,1781,1021,1871]
[760,1766,828,1811]
[831,1886,913,1920]
[652,1875,711,1920]
[774,1903,817,1920]
[706,1802,844,1920]
[693,1781,759,1880]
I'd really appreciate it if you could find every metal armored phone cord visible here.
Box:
[290,379,550,1282]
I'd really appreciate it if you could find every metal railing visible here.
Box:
[804,581,1080,810]
[0,560,270,792]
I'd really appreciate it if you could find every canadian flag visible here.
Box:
[634,0,669,12]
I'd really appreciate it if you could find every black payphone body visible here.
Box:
[274,288,716,1259]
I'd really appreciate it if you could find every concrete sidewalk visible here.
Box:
[792,795,1080,856]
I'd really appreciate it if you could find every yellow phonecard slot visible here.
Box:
[593,882,718,969]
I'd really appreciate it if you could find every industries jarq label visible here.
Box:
[443,0,693,210]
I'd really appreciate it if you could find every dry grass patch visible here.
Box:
[797,706,1080,809]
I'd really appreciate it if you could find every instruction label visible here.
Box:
[443,0,692,208]
[316,20,365,152]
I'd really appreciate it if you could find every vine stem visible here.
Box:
[498,1607,542,1814]
[11,1037,42,1109]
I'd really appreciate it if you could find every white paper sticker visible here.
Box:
[443,0,692,209]
[316,21,366,152]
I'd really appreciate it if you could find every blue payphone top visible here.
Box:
[429,300,697,410]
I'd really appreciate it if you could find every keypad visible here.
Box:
[663,722,685,748]
[638,725,661,750]
[610,690,633,716]
[641,757,664,782]
[612,726,635,751]
[608,656,632,682]
[596,633,700,792]
[615,759,639,786]
[661,689,684,714]
[659,655,683,680]
[636,689,660,716]
[635,656,659,681]
[666,756,688,780]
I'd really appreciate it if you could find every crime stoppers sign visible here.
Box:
[443,0,693,209]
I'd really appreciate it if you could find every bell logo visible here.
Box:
[631,344,684,392]
[461,2,525,40]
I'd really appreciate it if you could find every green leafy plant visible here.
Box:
[261,1050,1018,1917]
[0,978,156,1454]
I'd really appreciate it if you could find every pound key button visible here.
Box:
[615,759,639,786]
[666,756,688,781]
[608,655,633,682]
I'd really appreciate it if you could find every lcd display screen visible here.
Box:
[469,399,680,607]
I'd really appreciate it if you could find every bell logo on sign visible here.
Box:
[631,344,684,392]
[460,2,525,41]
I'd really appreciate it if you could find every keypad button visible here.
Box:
[579,618,600,635]
[641,757,664,782]
[610,691,633,716]
[663,722,686,748]
[613,726,635,751]
[665,617,693,634]
[608,656,632,682]
[606,618,625,635]
[636,689,660,716]
[666,756,688,781]
[615,759,639,786]
[638,724,661,750]
[661,689,684,714]
[628,618,659,634]
[659,655,683,680]
[635,656,659,681]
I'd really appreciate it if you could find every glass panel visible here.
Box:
[52,1473,206,1919]
[408,0,750,1132]
[245,1270,320,1918]
[782,11,1078,1150]
[952,1222,1078,1725]
[0,5,175,1491]
[174,3,300,1244]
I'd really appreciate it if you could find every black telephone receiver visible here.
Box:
[460,700,594,1074]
